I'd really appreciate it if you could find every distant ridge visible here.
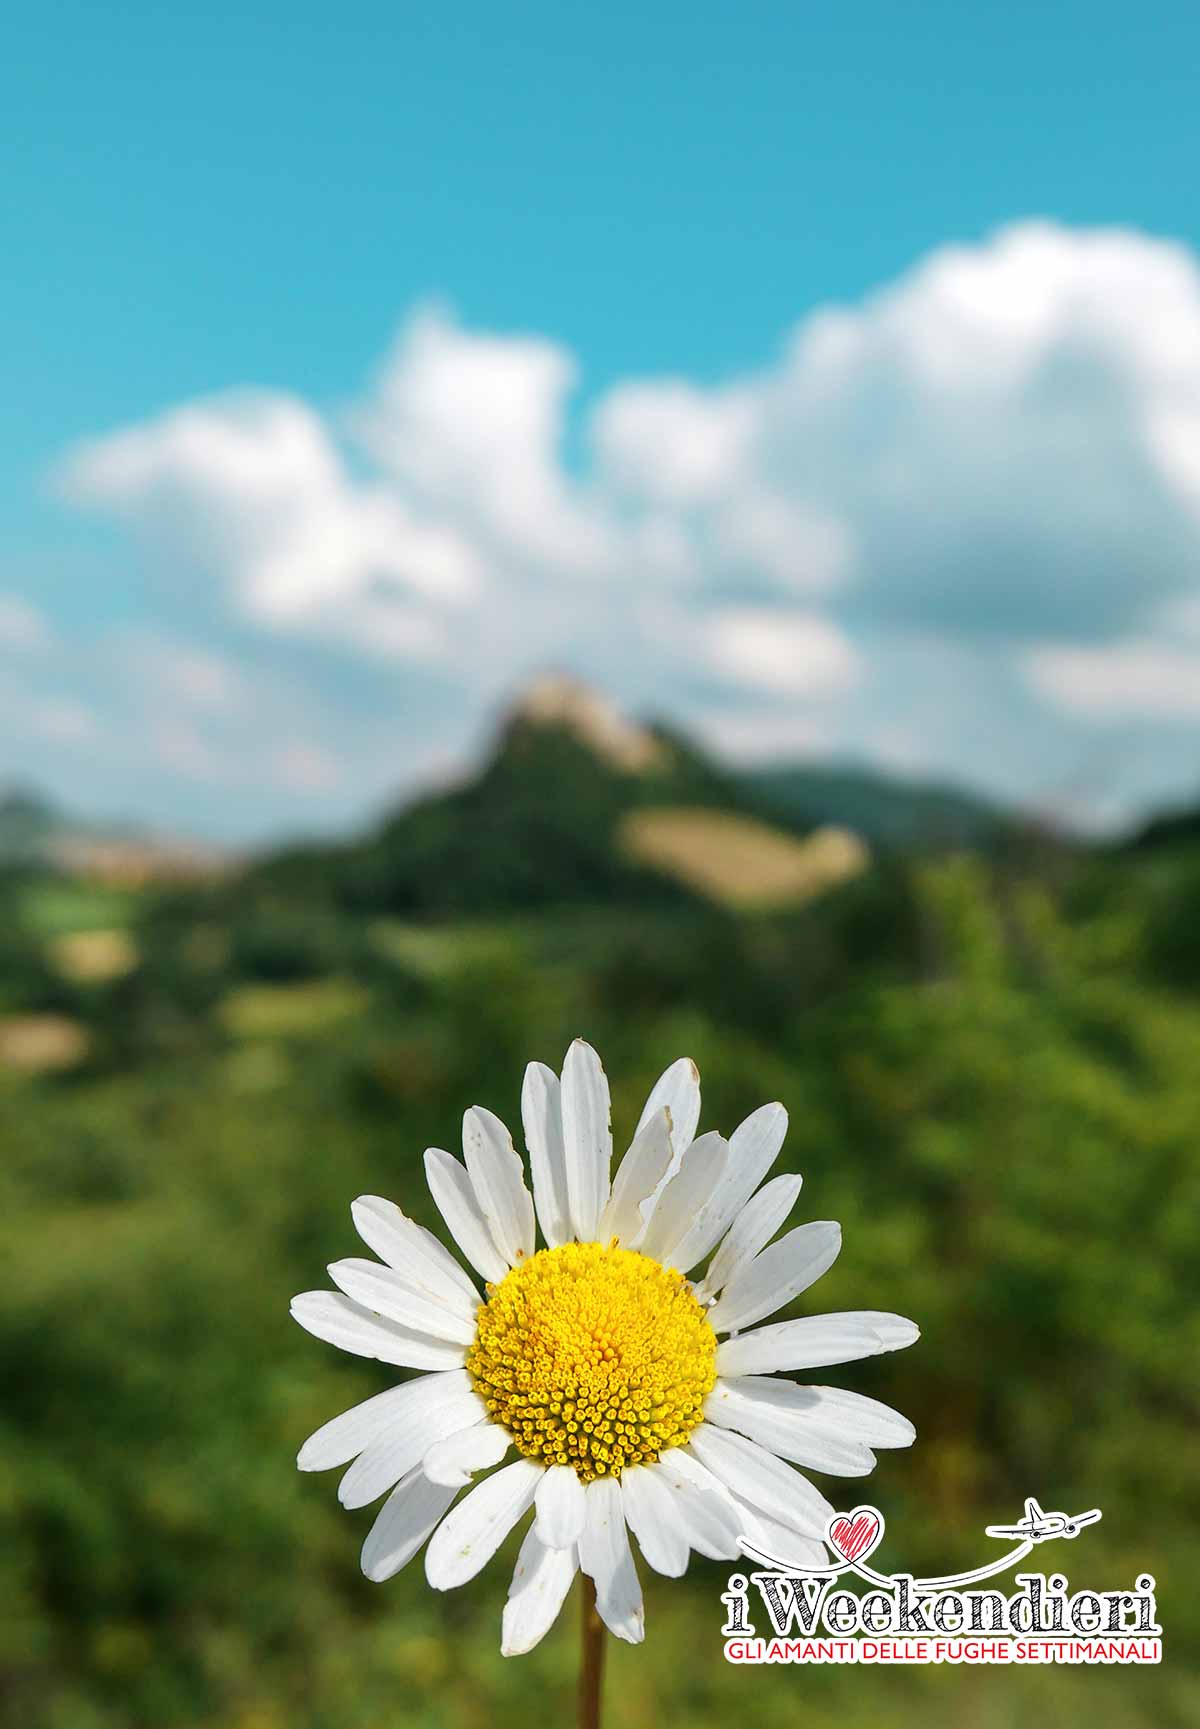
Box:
[745,761,1007,851]
[7,679,1033,899]
[0,782,227,884]
[1129,800,1200,851]
[0,786,62,861]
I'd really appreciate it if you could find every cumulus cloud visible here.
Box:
[0,594,51,651]
[594,380,756,507]
[1027,641,1200,718]
[601,222,1200,642]
[696,607,860,697]
[29,698,95,744]
[59,391,481,662]
[34,221,1200,834]
[359,308,616,571]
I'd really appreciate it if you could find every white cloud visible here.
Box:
[594,379,755,506]
[37,221,1200,834]
[1027,640,1200,718]
[150,644,244,712]
[590,223,1200,645]
[359,307,616,571]
[694,706,833,763]
[0,594,51,650]
[60,225,1200,662]
[697,606,860,697]
[274,743,342,794]
[58,391,481,663]
[154,720,224,781]
[30,698,95,743]
[711,493,853,594]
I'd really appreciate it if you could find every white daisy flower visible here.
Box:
[291,1039,918,1656]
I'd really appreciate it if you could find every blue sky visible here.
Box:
[4,2,1200,839]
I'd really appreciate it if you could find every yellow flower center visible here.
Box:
[466,1241,717,1483]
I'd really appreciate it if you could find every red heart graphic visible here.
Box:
[828,1507,883,1565]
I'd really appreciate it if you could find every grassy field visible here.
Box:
[619,805,869,908]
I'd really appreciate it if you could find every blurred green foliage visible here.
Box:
[0,846,1197,1728]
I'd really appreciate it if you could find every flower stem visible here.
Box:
[578,1573,606,1729]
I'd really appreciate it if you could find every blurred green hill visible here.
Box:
[247,676,1024,916]
[0,786,68,861]
[747,760,1008,850]
[1131,800,1200,851]
[1,685,1197,1729]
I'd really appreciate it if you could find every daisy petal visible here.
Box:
[289,1291,467,1371]
[743,1379,916,1448]
[501,1526,579,1657]
[733,1497,831,1570]
[635,1057,701,1159]
[425,1458,543,1590]
[673,1103,788,1272]
[599,1108,673,1247]
[637,1132,729,1268]
[327,1258,477,1346]
[534,1465,587,1549]
[351,1196,480,1310]
[620,1464,689,1577]
[685,1423,833,1537]
[725,1102,789,1205]
[339,1380,488,1508]
[578,1478,644,1644]
[706,1221,842,1335]
[423,1149,511,1284]
[697,1174,803,1301]
[298,1370,471,1472]
[560,1039,612,1242]
[422,1420,511,1487]
[716,1311,921,1377]
[461,1107,536,1266]
[361,1469,458,1582]
[705,1377,886,1475]
[522,1061,572,1249]
[648,1450,742,1560]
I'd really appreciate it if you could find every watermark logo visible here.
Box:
[722,1496,1161,1665]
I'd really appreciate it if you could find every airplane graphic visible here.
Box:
[985,1496,1103,1544]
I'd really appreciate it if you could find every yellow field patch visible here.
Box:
[50,928,140,983]
[619,806,869,909]
[0,1014,91,1073]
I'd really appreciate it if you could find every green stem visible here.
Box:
[578,1573,606,1729]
